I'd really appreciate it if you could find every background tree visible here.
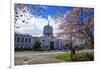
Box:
[14,4,47,28]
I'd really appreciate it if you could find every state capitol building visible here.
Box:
[15,22,64,50]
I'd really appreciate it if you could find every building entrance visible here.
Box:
[50,41,54,50]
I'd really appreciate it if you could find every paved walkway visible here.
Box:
[15,51,65,65]
[15,50,93,65]
[15,51,65,57]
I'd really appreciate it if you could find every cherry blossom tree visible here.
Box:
[57,7,94,59]
[58,7,94,45]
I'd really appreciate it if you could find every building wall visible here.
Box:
[15,33,33,49]
[15,33,64,50]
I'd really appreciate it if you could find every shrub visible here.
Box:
[32,41,42,51]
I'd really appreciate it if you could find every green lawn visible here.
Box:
[56,51,94,62]
[56,53,71,61]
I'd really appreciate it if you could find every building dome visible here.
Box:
[43,22,53,36]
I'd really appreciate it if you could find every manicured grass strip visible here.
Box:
[56,53,71,61]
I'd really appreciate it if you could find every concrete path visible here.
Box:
[15,51,65,65]
[15,50,93,65]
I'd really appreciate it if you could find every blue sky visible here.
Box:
[29,5,74,19]
[14,4,94,36]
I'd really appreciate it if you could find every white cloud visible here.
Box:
[15,7,59,37]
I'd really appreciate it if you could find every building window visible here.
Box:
[17,37,20,43]
[29,38,31,43]
[21,37,24,43]
[25,38,27,43]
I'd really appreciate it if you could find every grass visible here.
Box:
[56,51,94,62]
[56,53,71,61]
[72,51,94,61]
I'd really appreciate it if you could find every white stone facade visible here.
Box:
[15,23,64,50]
[15,33,33,49]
